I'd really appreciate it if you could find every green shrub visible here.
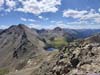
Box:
[0,69,9,75]
[51,37,68,49]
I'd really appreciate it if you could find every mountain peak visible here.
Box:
[0,24,45,69]
[8,24,28,30]
[5,24,31,35]
[18,24,28,28]
[54,27,62,31]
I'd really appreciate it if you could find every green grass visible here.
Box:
[51,37,68,49]
[0,69,9,75]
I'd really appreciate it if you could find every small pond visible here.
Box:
[46,47,57,51]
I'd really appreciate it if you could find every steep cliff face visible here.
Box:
[0,24,45,70]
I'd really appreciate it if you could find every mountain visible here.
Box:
[35,27,100,49]
[37,27,100,40]
[0,24,45,71]
[73,29,100,38]
[36,27,76,41]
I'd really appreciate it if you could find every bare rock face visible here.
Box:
[34,37,100,75]
[0,29,3,33]
[0,24,45,71]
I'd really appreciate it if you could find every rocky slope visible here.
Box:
[0,24,45,71]
[31,33,100,75]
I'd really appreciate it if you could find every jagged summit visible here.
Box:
[53,27,62,31]
[0,24,45,70]
[0,24,29,35]
[8,24,30,31]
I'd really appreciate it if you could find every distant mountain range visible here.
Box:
[36,27,100,40]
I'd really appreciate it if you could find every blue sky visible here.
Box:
[0,0,100,29]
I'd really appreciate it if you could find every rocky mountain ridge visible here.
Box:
[36,27,100,40]
[0,24,100,75]
[0,24,45,71]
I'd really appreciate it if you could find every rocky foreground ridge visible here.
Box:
[33,40,100,75]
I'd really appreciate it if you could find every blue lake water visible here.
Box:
[47,48,56,51]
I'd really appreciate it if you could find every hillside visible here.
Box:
[0,24,45,71]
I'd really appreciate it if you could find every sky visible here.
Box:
[0,0,100,29]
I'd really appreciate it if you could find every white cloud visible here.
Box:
[29,23,43,29]
[67,21,89,25]
[3,0,16,12]
[99,8,100,12]
[20,17,36,22]
[16,0,61,15]
[0,0,61,14]
[38,15,49,20]
[63,9,100,23]
[49,21,100,29]
[0,0,16,12]
[38,16,43,19]
[21,17,27,21]
[51,21,56,23]
[6,0,16,8]
[35,20,100,29]
[0,25,11,29]
[28,19,36,22]
[63,9,88,19]
[0,0,4,7]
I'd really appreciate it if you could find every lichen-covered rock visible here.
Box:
[36,42,100,75]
